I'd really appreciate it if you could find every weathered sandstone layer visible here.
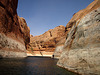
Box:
[57,0,100,75]
[28,25,65,56]
[0,0,30,58]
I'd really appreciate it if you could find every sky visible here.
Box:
[17,0,94,36]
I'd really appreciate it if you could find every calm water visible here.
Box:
[0,56,77,75]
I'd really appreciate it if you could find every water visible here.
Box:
[0,56,77,75]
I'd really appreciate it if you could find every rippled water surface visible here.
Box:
[0,56,77,75]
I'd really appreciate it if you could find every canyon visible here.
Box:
[0,0,30,58]
[0,0,100,75]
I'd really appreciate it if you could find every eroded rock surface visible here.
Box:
[0,0,30,58]
[57,0,100,75]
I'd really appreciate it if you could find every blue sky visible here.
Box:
[17,0,94,36]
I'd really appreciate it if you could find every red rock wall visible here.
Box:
[18,17,30,49]
[0,0,30,58]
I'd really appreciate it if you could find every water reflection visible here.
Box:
[0,56,77,75]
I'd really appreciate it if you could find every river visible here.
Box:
[0,56,77,75]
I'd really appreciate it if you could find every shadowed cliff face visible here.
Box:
[56,0,100,75]
[27,25,65,55]
[0,0,21,38]
[18,17,30,49]
[0,0,30,58]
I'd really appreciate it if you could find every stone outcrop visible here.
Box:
[56,0,100,75]
[28,25,65,56]
[0,0,30,58]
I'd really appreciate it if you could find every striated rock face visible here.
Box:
[28,25,65,55]
[0,0,30,58]
[57,0,100,75]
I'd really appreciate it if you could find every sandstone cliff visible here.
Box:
[28,25,65,56]
[56,0,100,75]
[18,17,30,49]
[0,0,30,58]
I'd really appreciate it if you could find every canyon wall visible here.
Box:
[57,0,100,75]
[0,0,30,58]
[18,17,30,49]
[53,23,72,58]
[28,25,65,56]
